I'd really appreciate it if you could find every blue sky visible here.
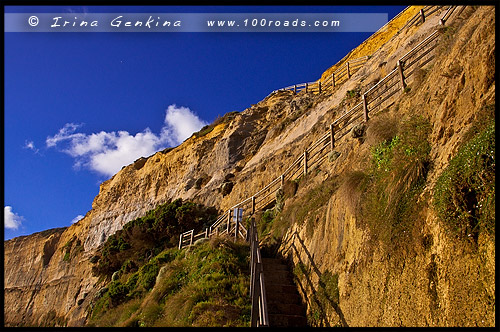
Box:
[4,5,405,240]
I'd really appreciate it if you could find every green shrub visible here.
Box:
[108,281,130,306]
[371,135,400,171]
[319,270,339,304]
[138,261,161,291]
[259,209,275,237]
[89,239,250,327]
[433,122,495,242]
[125,272,139,291]
[345,88,360,99]
[93,199,217,277]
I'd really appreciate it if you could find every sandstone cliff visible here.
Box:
[4,5,495,327]
[274,6,495,327]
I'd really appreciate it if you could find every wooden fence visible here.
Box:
[178,208,247,249]
[178,6,464,251]
[274,55,370,95]
[270,5,457,98]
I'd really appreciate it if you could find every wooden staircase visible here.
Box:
[262,257,308,327]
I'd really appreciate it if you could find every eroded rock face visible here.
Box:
[4,6,494,327]
[277,6,495,327]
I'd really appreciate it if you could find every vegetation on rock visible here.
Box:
[92,199,218,277]
[88,200,249,327]
[434,109,495,244]
[89,238,250,327]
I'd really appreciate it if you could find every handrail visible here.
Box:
[273,5,449,96]
[249,218,269,327]
[275,55,370,95]
[399,30,440,63]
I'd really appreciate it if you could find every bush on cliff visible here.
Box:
[92,199,218,277]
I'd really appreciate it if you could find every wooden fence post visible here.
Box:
[303,150,308,176]
[252,196,256,214]
[305,83,308,93]
[397,60,406,90]
[281,175,284,188]
[294,85,297,95]
[227,209,232,234]
[205,227,209,239]
[362,94,369,122]
[235,212,240,240]
[190,230,194,246]
[330,123,335,150]
[318,81,322,94]
[178,233,183,249]
[347,62,351,78]
[332,73,335,88]
[420,9,425,23]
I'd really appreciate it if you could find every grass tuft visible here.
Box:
[359,114,431,255]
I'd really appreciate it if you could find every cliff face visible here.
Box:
[276,6,495,327]
[4,6,495,327]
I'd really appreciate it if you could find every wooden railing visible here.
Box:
[274,55,370,95]
[249,218,269,327]
[439,6,467,25]
[399,5,446,31]
[177,5,466,252]
[270,5,456,97]
[178,208,247,249]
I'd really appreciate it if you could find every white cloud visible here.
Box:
[162,105,208,145]
[23,140,40,153]
[4,206,23,230]
[46,105,207,177]
[46,123,85,148]
[71,215,84,224]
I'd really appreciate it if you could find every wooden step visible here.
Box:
[268,313,308,327]
[261,255,308,327]
[263,283,298,295]
[263,270,294,285]
[267,302,307,316]
[262,259,289,271]
[265,289,302,304]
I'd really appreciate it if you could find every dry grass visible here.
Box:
[365,111,399,146]
[338,170,369,216]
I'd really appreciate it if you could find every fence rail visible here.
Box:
[400,5,445,31]
[271,5,450,98]
[275,55,370,96]
[179,208,247,249]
